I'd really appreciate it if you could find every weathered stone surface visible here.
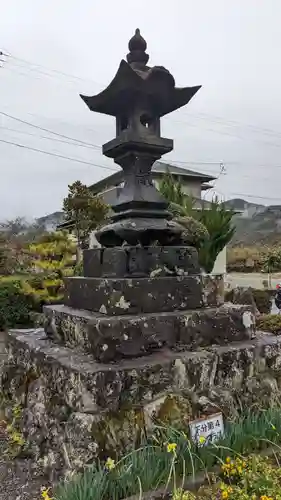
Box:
[202,274,224,308]
[226,287,260,316]
[2,328,281,474]
[83,246,200,278]
[44,303,255,362]
[178,304,255,349]
[83,248,102,278]
[64,274,224,315]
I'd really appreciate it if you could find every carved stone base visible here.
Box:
[44,304,255,362]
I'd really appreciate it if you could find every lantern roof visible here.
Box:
[80,29,201,118]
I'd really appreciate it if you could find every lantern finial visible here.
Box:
[127,28,149,65]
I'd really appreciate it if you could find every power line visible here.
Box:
[2,51,101,87]
[207,188,281,203]
[1,136,279,205]
[170,117,281,149]
[2,62,89,89]
[1,65,57,84]
[0,111,101,150]
[2,110,281,178]
[3,52,281,182]
[186,111,281,140]
[0,107,106,136]
[0,125,101,150]
[4,49,281,146]
[171,159,281,170]
[0,137,117,172]
[1,121,281,181]
[4,56,281,151]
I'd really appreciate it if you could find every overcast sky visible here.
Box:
[1,0,281,220]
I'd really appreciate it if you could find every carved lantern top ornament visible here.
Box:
[80,29,201,247]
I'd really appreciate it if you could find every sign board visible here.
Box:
[189,412,224,446]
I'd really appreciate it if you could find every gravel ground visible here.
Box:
[0,425,51,500]
[0,459,48,500]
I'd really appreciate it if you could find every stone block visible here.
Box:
[64,274,224,315]
[83,248,102,277]
[44,303,255,362]
[83,246,200,278]
[44,305,179,361]
[102,247,128,277]
[202,274,224,307]
[126,246,200,277]
[178,304,255,348]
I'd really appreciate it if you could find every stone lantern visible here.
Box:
[3,29,257,478]
[80,29,201,247]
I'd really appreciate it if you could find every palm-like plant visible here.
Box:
[158,171,236,273]
[159,171,194,216]
[198,198,236,273]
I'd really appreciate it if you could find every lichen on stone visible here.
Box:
[174,216,209,249]
[114,295,130,310]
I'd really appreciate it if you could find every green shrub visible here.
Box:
[0,279,33,330]
[257,314,281,334]
[262,247,281,273]
[196,455,281,499]
[54,407,281,500]
[23,231,76,305]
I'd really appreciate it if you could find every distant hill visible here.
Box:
[37,199,281,246]
[223,198,265,217]
[224,200,281,246]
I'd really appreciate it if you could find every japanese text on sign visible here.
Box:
[189,413,224,446]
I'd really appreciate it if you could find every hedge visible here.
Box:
[257,314,281,335]
[0,279,33,330]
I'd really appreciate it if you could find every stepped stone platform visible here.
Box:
[1,243,261,477]
[44,303,255,362]
[3,328,281,476]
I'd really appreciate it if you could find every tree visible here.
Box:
[0,217,29,237]
[63,181,108,247]
[158,171,236,273]
[23,231,77,305]
[0,235,10,275]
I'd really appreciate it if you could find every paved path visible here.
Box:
[225,272,281,290]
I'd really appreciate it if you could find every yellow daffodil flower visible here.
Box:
[105,457,115,471]
[166,442,177,454]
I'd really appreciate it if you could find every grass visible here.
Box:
[54,407,281,500]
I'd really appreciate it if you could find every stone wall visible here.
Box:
[0,331,7,375]
[2,328,281,475]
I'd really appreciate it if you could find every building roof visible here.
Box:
[89,161,216,194]
[152,162,216,180]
